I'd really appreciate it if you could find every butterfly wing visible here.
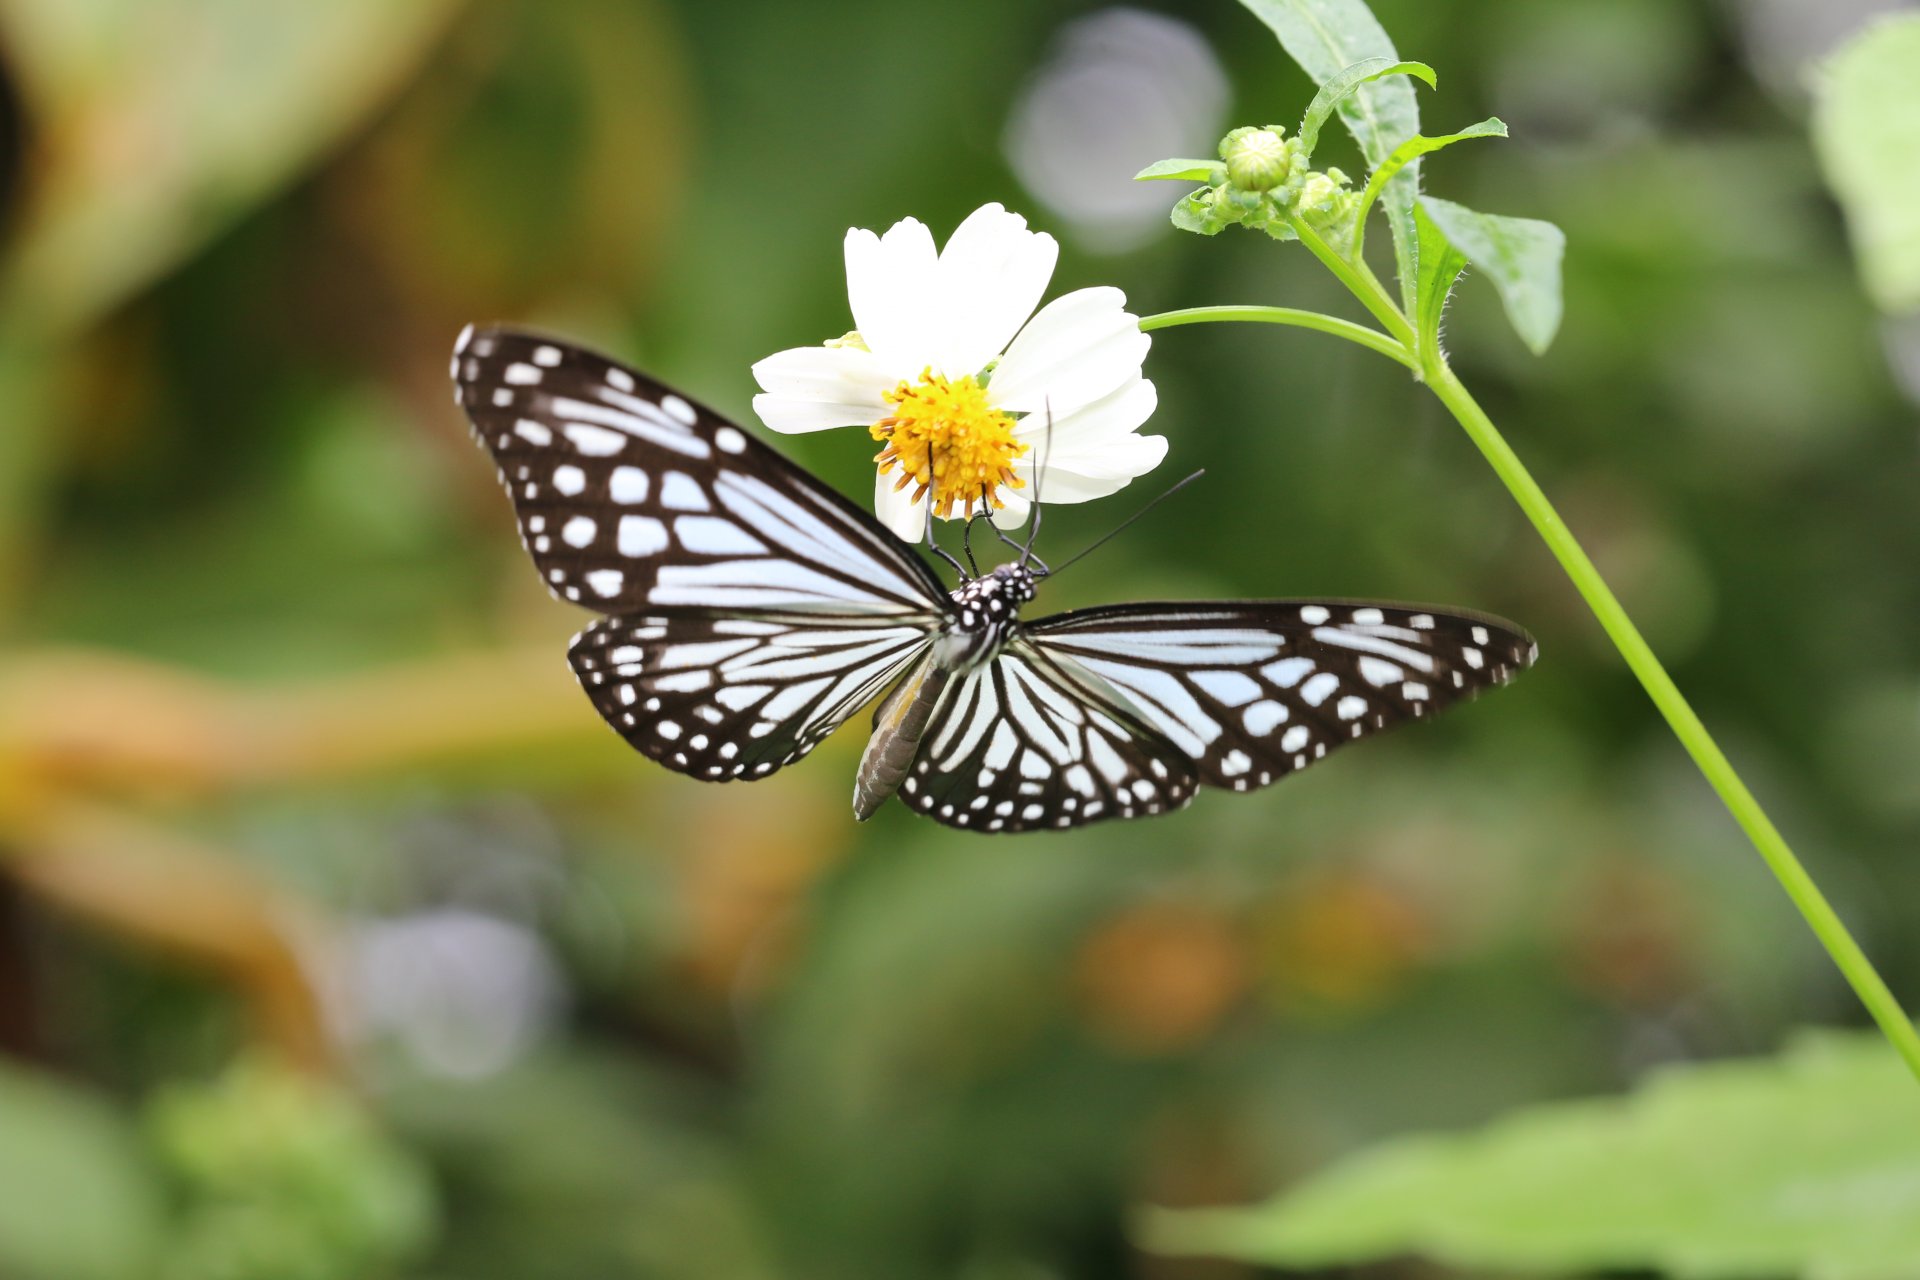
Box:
[1026,601,1536,793]
[894,640,1200,832]
[452,326,949,619]
[452,326,953,780]
[570,614,933,780]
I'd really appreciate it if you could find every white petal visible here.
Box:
[989,489,1032,530]
[845,218,938,374]
[750,344,891,433]
[990,286,1149,416]
[874,470,928,542]
[1015,433,1168,503]
[932,203,1058,378]
[1014,376,1156,453]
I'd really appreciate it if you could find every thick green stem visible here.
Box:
[1421,360,1920,1080]
[1286,217,1417,349]
[1144,295,1920,1081]
[1139,306,1413,368]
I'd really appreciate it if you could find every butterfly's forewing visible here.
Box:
[452,326,949,619]
[1027,602,1536,793]
[570,614,932,780]
[896,642,1199,831]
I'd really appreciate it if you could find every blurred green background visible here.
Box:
[0,0,1915,1277]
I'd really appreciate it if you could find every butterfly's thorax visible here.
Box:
[855,564,1037,820]
[935,564,1036,670]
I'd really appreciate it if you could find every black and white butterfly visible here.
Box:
[451,326,1536,833]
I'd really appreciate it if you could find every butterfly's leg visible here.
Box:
[923,505,969,582]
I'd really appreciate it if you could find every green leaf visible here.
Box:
[1136,158,1222,183]
[1353,118,1507,232]
[1418,195,1564,355]
[1170,190,1225,236]
[0,1058,164,1280]
[1146,1033,1920,1280]
[1811,13,1920,312]
[1236,0,1424,309]
[1297,58,1436,161]
[1412,203,1467,360]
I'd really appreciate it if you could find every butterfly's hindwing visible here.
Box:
[896,641,1199,831]
[570,614,933,781]
[1027,602,1536,793]
[453,326,949,619]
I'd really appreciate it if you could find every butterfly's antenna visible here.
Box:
[1046,468,1206,577]
[1019,397,1055,569]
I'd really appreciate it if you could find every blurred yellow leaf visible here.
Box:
[0,0,466,338]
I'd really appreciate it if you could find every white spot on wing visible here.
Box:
[1280,725,1311,752]
[565,424,626,455]
[610,466,649,503]
[586,568,624,597]
[1300,672,1340,706]
[618,515,669,556]
[505,362,542,385]
[660,472,710,511]
[660,395,697,425]
[514,418,553,446]
[562,516,597,547]
[1243,700,1288,734]
[554,464,586,496]
[1299,605,1331,624]
[715,426,747,454]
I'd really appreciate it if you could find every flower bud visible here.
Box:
[1222,126,1292,193]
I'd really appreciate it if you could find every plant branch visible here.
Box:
[1418,359,1920,1080]
[1150,289,1920,1081]
[1139,305,1414,368]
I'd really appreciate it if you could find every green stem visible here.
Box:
[1146,297,1920,1081]
[1139,306,1414,369]
[1421,360,1920,1080]
[1286,216,1417,349]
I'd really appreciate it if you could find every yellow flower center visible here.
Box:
[870,369,1028,519]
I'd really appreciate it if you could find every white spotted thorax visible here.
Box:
[453,326,1538,834]
[937,564,1037,669]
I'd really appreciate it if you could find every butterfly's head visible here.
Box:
[988,561,1038,602]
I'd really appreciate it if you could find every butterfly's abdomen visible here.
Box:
[854,655,951,820]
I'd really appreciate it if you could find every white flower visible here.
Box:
[751,203,1165,541]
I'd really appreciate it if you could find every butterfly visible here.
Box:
[451,326,1536,832]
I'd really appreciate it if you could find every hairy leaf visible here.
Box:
[1136,158,1222,183]
[1812,13,1920,312]
[1418,195,1564,355]
[1146,1033,1920,1280]
[1298,58,1436,161]
[1353,119,1507,232]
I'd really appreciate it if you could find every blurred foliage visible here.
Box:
[150,1057,437,1280]
[0,1057,163,1280]
[0,0,1915,1277]
[1148,1031,1920,1278]
[1811,12,1920,313]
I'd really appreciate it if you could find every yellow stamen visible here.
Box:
[870,368,1028,518]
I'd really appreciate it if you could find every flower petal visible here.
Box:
[845,217,938,374]
[990,286,1149,417]
[750,344,892,433]
[989,489,1032,530]
[873,470,928,542]
[1013,375,1156,452]
[932,203,1058,377]
[1014,433,1169,503]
